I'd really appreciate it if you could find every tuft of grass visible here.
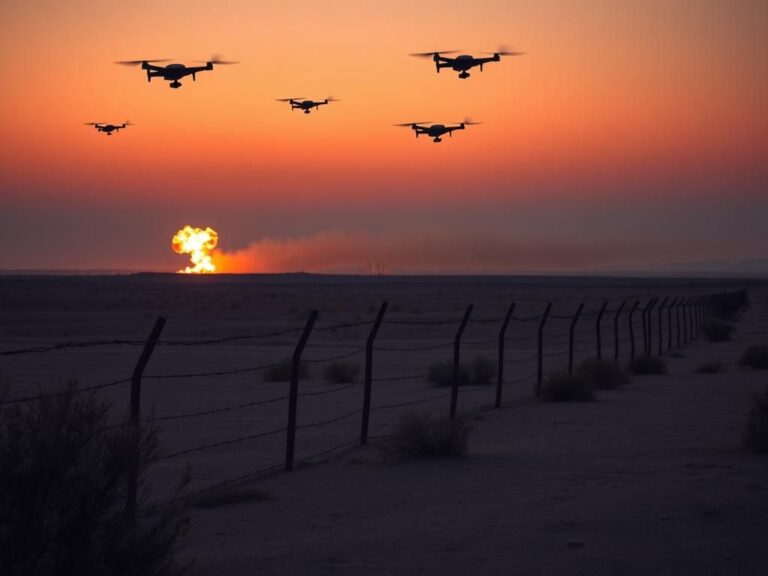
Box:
[0,380,189,576]
[743,387,768,453]
[701,319,733,342]
[541,371,594,401]
[741,345,768,370]
[382,411,471,458]
[470,355,498,384]
[192,487,273,509]
[695,361,724,374]
[427,360,471,386]
[628,355,668,375]
[263,359,310,382]
[322,360,360,384]
[576,359,629,390]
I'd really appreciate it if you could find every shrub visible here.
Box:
[427,360,470,386]
[628,355,667,375]
[322,360,360,384]
[0,380,189,576]
[576,359,629,389]
[383,411,471,457]
[701,319,733,342]
[743,387,768,453]
[741,345,768,370]
[695,361,723,374]
[263,359,309,382]
[471,355,497,385]
[541,371,594,401]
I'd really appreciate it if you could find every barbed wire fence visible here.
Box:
[0,289,748,517]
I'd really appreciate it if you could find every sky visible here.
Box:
[0,0,766,274]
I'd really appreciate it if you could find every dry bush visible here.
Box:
[743,387,768,453]
[0,380,189,576]
[382,411,471,458]
[541,371,595,401]
[701,319,733,342]
[471,355,497,385]
[576,359,629,390]
[263,359,309,382]
[427,361,470,386]
[695,361,724,374]
[741,345,768,370]
[628,355,667,375]
[321,360,360,384]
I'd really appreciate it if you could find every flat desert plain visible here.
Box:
[1,274,767,575]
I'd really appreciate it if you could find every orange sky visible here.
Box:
[0,0,766,272]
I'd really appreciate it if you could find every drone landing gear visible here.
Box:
[170,81,182,89]
[458,71,470,79]
[433,137,442,143]
[304,109,311,114]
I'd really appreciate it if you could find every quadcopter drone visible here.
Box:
[276,97,339,113]
[84,122,132,135]
[410,48,523,79]
[115,57,238,89]
[394,120,481,143]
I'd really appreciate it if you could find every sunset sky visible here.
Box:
[1,0,766,273]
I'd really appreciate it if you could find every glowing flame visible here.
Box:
[172,226,219,273]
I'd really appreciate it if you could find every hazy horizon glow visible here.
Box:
[1,0,766,273]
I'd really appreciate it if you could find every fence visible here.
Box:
[0,288,748,518]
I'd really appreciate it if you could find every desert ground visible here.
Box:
[1,274,766,574]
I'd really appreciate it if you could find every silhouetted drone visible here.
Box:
[85,122,132,135]
[276,97,339,113]
[394,120,481,143]
[115,57,238,89]
[410,48,523,79]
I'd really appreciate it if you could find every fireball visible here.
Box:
[172,225,219,273]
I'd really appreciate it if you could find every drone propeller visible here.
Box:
[456,118,482,126]
[114,59,170,66]
[84,122,104,126]
[408,50,460,58]
[276,97,304,102]
[198,55,239,65]
[481,46,524,56]
[325,97,341,102]
[393,121,432,127]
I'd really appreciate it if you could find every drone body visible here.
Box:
[411,49,523,79]
[276,98,338,113]
[115,57,237,89]
[394,120,480,143]
[85,122,131,135]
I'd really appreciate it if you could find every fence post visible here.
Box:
[682,297,689,344]
[495,302,515,409]
[450,305,473,419]
[675,297,682,347]
[689,298,696,340]
[360,302,388,446]
[536,303,553,398]
[613,300,626,362]
[595,301,608,362]
[285,309,318,472]
[568,303,584,375]
[667,297,676,352]
[126,316,166,520]
[657,297,668,356]
[628,301,640,362]
[647,298,658,356]
[641,299,650,356]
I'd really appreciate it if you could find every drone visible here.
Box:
[410,48,523,79]
[115,57,238,89]
[276,97,339,113]
[85,122,132,135]
[394,120,481,143]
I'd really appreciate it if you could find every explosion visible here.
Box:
[171,225,219,273]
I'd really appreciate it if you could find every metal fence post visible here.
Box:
[676,297,682,347]
[285,309,318,472]
[646,298,658,356]
[536,303,553,398]
[495,302,515,409]
[568,303,584,375]
[613,301,626,362]
[126,316,166,519]
[641,299,650,356]
[667,297,676,352]
[450,305,473,419]
[360,302,388,446]
[595,301,608,361]
[628,301,640,362]
[657,297,668,356]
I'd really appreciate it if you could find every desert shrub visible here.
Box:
[628,355,667,375]
[576,359,629,390]
[701,319,733,342]
[471,355,498,385]
[743,387,768,453]
[695,361,723,374]
[263,359,309,382]
[741,345,768,370]
[427,360,471,386]
[541,371,594,401]
[322,360,360,384]
[0,380,189,576]
[383,411,471,458]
